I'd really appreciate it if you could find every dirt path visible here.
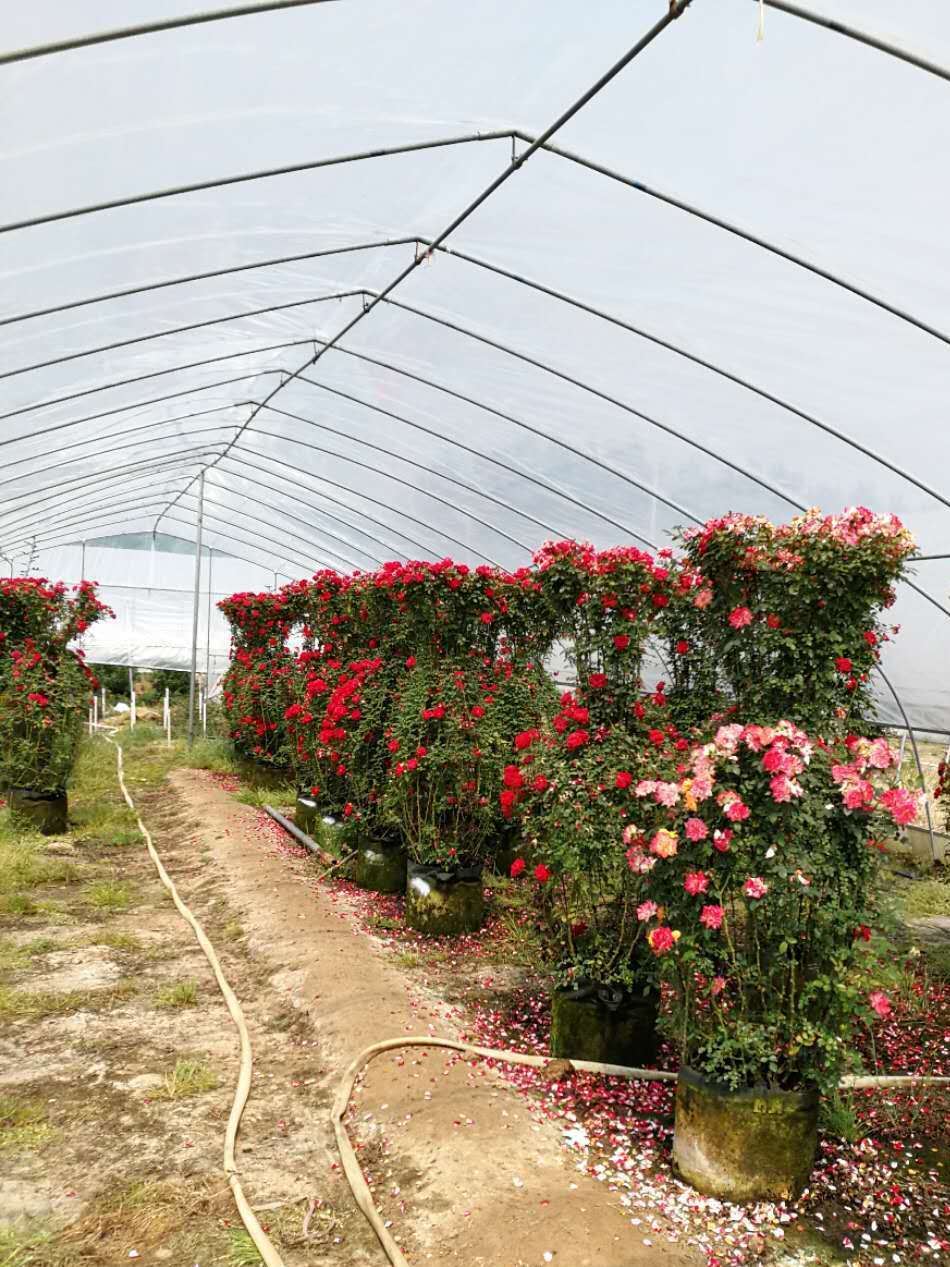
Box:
[172,768,699,1267]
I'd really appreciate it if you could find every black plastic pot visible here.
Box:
[550,982,658,1066]
[405,860,485,935]
[672,1068,819,1201]
[354,839,407,894]
[8,787,68,835]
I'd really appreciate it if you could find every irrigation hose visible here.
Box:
[104,733,288,1267]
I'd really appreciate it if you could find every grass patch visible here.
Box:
[899,877,950,919]
[91,930,142,954]
[228,1228,264,1266]
[154,980,198,1009]
[393,950,421,969]
[0,979,137,1021]
[184,737,238,774]
[84,880,131,911]
[158,1057,218,1100]
[0,1095,53,1153]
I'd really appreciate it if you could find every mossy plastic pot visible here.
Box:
[550,984,658,1066]
[8,787,68,836]
[354,840,407,894]
[404,861,485,935]
[294,795,320,836]
[672,1068,818,1202]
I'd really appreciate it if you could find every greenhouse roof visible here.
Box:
[0,0,948,728]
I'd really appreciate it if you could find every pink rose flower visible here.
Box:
[743,877,768,899]
[684,816,708,842]
[728,606,753,629]
[700,904,724,930]
[684,871,709,896]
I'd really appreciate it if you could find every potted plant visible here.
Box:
[506,695,684,1065]
[383,654,550,934]
[0,578,113,833]
[630,720,919,1200]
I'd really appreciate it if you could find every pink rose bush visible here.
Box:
[625,720,918,1092]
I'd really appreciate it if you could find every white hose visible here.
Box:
[104,734,287,1267]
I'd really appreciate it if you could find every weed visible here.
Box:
[228,1229,264,1266]
[0,1095,52,1153]
[0,979,137,1021]
[154,980,198,1009]
[185,738,238,773]
[222,919,244,941]
[393,950,421,969]
[820,1093,863,1143]
[158,1057,218,1099]
[84,880,131,911]
[899,877,950,919]
[92,931,142,954]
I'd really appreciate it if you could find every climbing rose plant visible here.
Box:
[627,720,920,1093]
[0,579,113,794]
[679,507,916,731]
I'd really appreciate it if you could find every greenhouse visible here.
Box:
[0,3,948,1266]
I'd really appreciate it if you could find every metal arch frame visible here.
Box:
[758,1,950,84]
[3,0,947,83]
[5,495,330,576]
[0,397,427,562]
[0,133,514,238]
[0,314,361,422]
[5,503,322,578]
[3,128,949,358]
[3,492,207,557]
[245,420,521,561]
[0,238,418,331]
[7,245,950,523]
[0,374,276,455]
[292,373,659,546]
[876,665,937,860]
[427,244,950,517]
[179,478,375,572]
[257,399,677,546]
[0,452,227,540]
[0,1,340,66]
[226,443,465,560]
[0,424,238,499]
[0,405,246,485]
[214,453,418,557]
[1,268,944,609]
[372,293,950,620]
[0,449,381,573]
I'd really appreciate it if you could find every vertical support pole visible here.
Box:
[128,666,136,729]
[164,687,171,746]
[80,540,86,582]
[93,692,98,730]
[100,685,106,715]
[205,546,214,687]
[187,473,205,747]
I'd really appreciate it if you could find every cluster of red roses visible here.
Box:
[0,577,113,794]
